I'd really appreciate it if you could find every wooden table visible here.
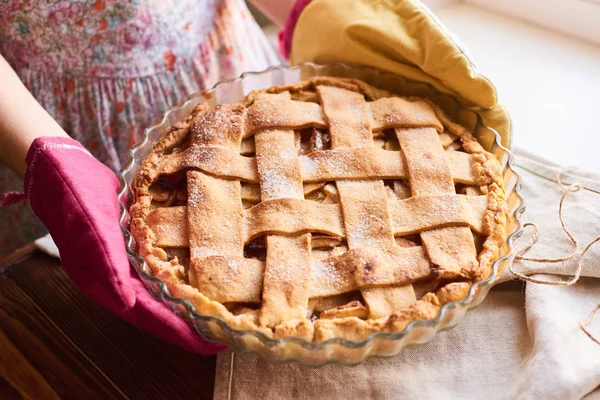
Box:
[0,245,216,400]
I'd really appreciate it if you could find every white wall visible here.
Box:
[461,0,600,46]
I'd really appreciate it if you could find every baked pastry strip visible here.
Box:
[185,105,255,304]
[148,194,489,248]
[396,127,478,279]
[318,85,418,319]
[246,94,443,133]
[159,144,476,184]
[254,93,312,329]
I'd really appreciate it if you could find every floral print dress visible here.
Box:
[0,0,280,255]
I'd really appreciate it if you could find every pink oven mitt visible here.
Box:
[20,136,225,355]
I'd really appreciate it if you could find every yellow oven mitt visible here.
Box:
[289,0,511,148]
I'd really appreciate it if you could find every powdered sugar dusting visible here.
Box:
[256,137,303,200]
[325,151,352,176]
[300,155,317,175]
[191,246,221,258]
[185,145,215,167]
[311,258,339,289]
[280,147,297,160]
[214,256,242,284]
[260,169,299,200]
[187,186,205,207]
[344,197,389,248]
[266,260,296,283]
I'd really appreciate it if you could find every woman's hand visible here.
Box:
[0,55,69,177]
[281,0,511,147]
[22,136,224,354]
[0,55,224,354]
[248,0,295,27]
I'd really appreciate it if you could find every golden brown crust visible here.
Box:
[129,76,508,342]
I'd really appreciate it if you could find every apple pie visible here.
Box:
[130,77,508,342]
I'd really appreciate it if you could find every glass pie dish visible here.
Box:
[117,63,525,366]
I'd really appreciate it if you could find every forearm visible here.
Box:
[248,0,295,27]
[0,55,68,177]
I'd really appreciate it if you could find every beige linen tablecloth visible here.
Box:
[213,154,600,400]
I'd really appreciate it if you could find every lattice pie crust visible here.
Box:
[130,77,508,342]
